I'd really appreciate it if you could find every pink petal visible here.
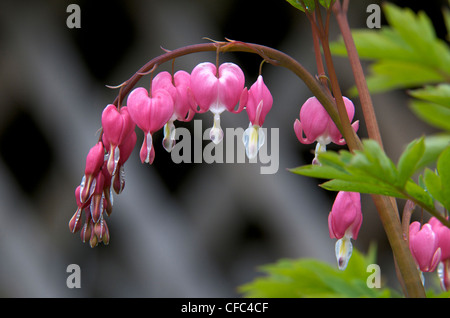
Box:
[101,105,135,147]
[84,142,105,176]
[173,70,194,121]
[328,192,362,240]
[299,97,330,143]
[217,63,245,113]
[329,97,357,145]
[190,62,219,113]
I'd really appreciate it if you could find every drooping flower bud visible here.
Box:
[328,191,362,270]
[69,186,90,233]
[190,62,247,144]
[80,217,93,244]
[126,87,174,164]
[242,75,273,159]
[89,171,105,224]
[79,142,105,204]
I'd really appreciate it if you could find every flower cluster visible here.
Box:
[409,217,450,290]
[70,61,273,247]
[69,104,137,247]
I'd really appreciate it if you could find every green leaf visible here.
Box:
[409,84,450,108]
[397,137,425,187]
[330,3,450,95]
[437,146,450,201]
[417,134,450,169]
[423,146,450,211]
[289,164,352,181]
[286,0,315,13]
[349,139,398,185]
[239,248,393,298]
[330,29,424,63]
[410,100,450,131]
[383,3,450,73]
[364,60,447,94]
[320,179,405,198]
[424,168,446,207]
[290,138,439,214]
[404,180,435,211]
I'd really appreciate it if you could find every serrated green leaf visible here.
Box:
[409,84,450,108]
[410,100,450,131]
[397,137,425,186]
[349,140,398,185]
[383,3,450,72]
[286,0,315,12]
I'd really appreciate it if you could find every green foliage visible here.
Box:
[410,84,450,106]
[330,2,450,132]
[239,247,394,298]
[424,146,450,210]
[320,3,450,218]
[330,3,450,95]
[409,84,450,131]
[290,138,450,214]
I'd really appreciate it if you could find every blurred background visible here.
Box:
[0,0,446,297]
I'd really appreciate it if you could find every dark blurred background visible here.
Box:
[0,0,446,297]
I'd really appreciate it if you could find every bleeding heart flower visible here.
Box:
[328,191,362,270]
[152,71,195,152]
[242,75,273,159]
[101,104,135,176]
[127,87,174,164]
[409,221,441,273]
[190,62,247,144]
[294,97,359,165]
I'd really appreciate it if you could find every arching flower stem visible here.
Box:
[110,41,352,147]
